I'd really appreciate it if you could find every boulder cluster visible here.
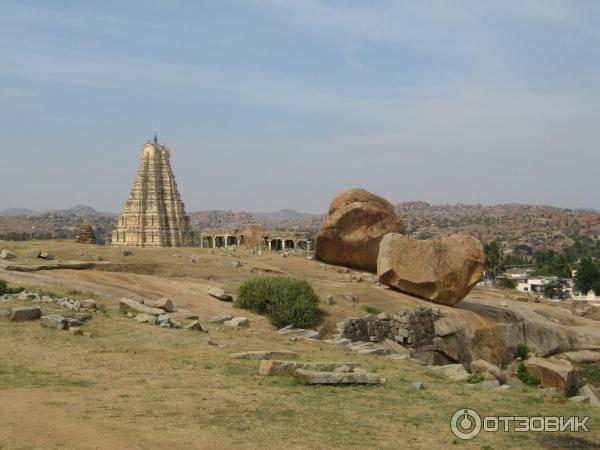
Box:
[315,188,485,305]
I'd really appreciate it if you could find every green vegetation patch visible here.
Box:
[236,276,320,328]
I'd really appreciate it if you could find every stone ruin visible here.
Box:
[337,306,439,347]
[75,220,95,244]
[200,227,313,252]
[111,136,193,247]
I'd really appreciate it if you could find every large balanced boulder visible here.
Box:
[315,188,405,273]
[377,233,484,305]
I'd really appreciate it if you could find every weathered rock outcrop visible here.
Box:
[315,188,405,273]
[377,233,484,305]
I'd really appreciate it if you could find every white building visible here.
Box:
[516,277,554,294]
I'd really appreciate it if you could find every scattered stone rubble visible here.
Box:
[1,290,97,335]
[249,357,384,385]
[119,297,210,331]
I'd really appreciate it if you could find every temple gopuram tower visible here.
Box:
[111,136,193,247]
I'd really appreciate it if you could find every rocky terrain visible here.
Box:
[2,202,599,252]
[2,239,600,448]
[397,202,600,251]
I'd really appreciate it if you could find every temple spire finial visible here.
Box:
[153,132,158,144]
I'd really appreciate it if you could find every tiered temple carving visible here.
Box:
[111,137,192,247]
[75,220,95,244]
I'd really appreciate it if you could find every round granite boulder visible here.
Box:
[315,188,405,273]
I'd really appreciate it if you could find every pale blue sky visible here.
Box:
[1,0,599,213]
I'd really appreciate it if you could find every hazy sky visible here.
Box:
[1,0,599,213]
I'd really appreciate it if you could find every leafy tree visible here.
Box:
[576,258,600,295]
[497,278,517,289]
[484,241,504,279]
[542,281,558,299]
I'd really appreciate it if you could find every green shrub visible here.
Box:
[364,305,382,315]
[236,277,320,328]
[0,279,24,296]
[516,343,529,360]
[516,362,540,386]
[467,372,484,384]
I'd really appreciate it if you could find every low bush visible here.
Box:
[236,277,320,328]
[516,343,529,360]
[467,372,484,384]
[516,362,540,386]
[364,305,382,315]
[0,279,24,296]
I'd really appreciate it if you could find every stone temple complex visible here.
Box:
[111,137,192,247]
[200,227,313,252]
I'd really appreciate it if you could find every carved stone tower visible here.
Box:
[111,138,193,247]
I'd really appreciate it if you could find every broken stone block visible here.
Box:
[135,313,157,324]
[429,364,469,382]
[293,368,385,385]
[156,314,171,327]
[81,299,97,310]
[524,357,577,396]
[119,298,164,316]
[0,249,17,260]
[579,384,600,406]
[470,359,506,384]
[66,317,83,328]
[277,328,320,339]
[208,314,234,324]
[223,317,250,328]
[10,307,41,321]
[147,298,175,312]
[479,380,501,390]
[259,360,359,376]
[208,287,233,301]
[183,320,205,331]
[231,351,299,361]
[41,314,68,330]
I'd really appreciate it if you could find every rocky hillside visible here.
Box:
[397,202,600,251]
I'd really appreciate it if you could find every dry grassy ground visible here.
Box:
[0,240,599,449]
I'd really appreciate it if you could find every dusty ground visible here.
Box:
[1,240,600,449]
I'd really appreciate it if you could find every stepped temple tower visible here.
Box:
[76,220,95,244]
[111,137,193,247]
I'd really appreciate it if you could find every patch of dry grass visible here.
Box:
[0,302,598,449]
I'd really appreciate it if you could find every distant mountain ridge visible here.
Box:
[1,202,599,250]
[0,204,116,218]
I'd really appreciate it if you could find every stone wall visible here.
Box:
[336,306,439,346]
